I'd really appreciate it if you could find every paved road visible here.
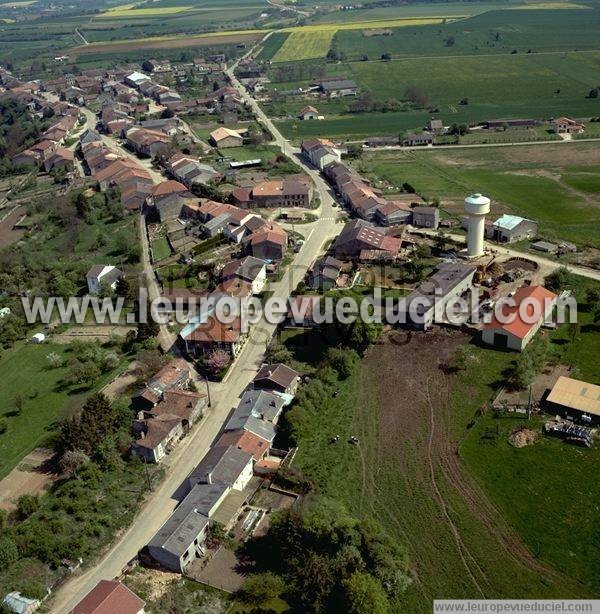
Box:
[52,48,342,613]
[411,228,600,282]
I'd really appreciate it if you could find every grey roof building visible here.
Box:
[224,389,285,442]
[188,445,253,491]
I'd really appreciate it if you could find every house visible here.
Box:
[3,592,40,614]
[375,202,412,226]
[411,206,440,229]
[253,363,300,396]
[550,117,584,134]
[69,580,145,614]
[484,118,537,130]
[405,132,434,146]
[301,138,343,170]
[125,127,171,158]
[132,358,192,411]
[215,429,270,461]
[298,105,319,120]
[333,219,401,260]
[219,256,267,294]
[187,444,254,491]
[133,390,207,462]
[244,226,287,261]
[86,265,123,295]
[11,149,40,168]
[545,376,600,426]
[490,214,538,243]
[210,127,244,148]
[243,178,312,209]
[142,58,172,73]
[399,262,477,330]
[426,119,444,134]
[308,256,343,290]
[225,389,286,442]
[482,285,557,351]
[147,180,190,220]
[286,295,322,327]
[124,71,151,88]
[43,147,74,173]
[180,311,245,357]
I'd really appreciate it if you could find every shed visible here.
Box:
[30,333,45,344]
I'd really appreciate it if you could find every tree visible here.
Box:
[240,573,284,604]
[59,393,116,455]
[66,360,101,387]
[544,266,571,292]
[343,572,389,614]
[206,349,230,373]
[161,107,175,119]
[405,86,428,108]
[327,347,359,379]
[265,342,293,364]
[588,87,599,99]
[380,53,391,60]
[136,320,159,342]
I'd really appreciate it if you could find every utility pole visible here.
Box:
[204,374,212,407]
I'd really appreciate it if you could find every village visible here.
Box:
[0,38,599,614]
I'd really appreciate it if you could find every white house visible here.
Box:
[86,265,123,295]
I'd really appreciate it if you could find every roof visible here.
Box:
[220,256,265,282]
[216,429,270,461]
[70,580,145,614]
[254,363,299,390]
[546,376,600,417]
[188,445,253,486]
[210,127,243,143]
[147,358,190,392]
[152,180,187,197]
[4,592,39,614]
[493,214,530,231]
[225,390,284,441]
[484,285,557,339]
[183,313,242,344]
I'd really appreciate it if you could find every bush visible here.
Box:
[0,417,7,434]
[17,494,40,520]
[0,536,18,570]
[240,572,285,604]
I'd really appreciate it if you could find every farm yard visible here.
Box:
[284,272,600,611]
[359,142,600,248]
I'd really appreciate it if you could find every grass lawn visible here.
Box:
[360,142,600,248]
[151,236,171,261]
[0,342,127,479]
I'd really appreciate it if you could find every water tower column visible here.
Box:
[464,193,491,258]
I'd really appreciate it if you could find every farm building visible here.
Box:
[481,285,557,351]
[412,206,440,229]
[86,265,123,295]
[490,215,538,243]
[298,105,319,120]
[209,127,244,148]
[545,376,600,426]
[333,219,401,261]
[398,262,477,330]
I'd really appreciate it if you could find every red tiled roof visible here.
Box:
[216,429,270,461]
[484,285,557,339]
[70,580,145,614]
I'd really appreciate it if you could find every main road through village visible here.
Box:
[51,38,600,612]
[51,46,342,613]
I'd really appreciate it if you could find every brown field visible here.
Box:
[71,32,262,56]
[0,448,58,511]
[351,330,582,608]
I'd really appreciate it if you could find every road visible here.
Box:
[52,44,342,613]
[411,228,600,282]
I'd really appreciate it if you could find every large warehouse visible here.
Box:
[545,376,600,426]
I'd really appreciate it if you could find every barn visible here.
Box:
[545,376,600,426]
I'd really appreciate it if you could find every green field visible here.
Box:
[360,142,600,247]
[0,342,126,479]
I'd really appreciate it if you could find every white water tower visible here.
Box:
[464,193,491,257]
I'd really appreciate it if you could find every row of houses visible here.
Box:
[147,362,300,573]
[80,133,154,212]
[11,114,79,172]
[182,199,288,261]
[130,358,208,463]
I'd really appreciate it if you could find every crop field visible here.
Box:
[98,5,193,18]
[361,142,600,247]
[272,30,336,62]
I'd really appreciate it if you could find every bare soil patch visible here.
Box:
[0,206,26,249]
[0,448,58,511]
